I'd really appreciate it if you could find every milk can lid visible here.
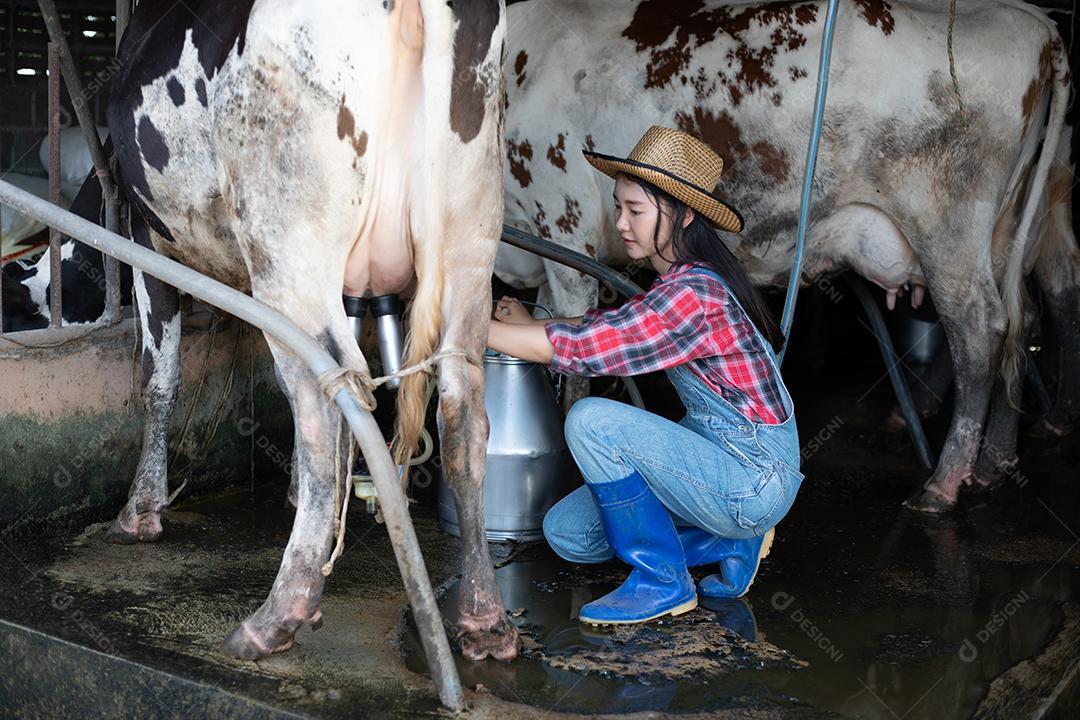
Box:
[484,348,534,365]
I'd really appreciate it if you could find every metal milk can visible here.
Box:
[438,304,575,542]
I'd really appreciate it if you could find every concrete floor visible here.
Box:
[1,356,1079,719]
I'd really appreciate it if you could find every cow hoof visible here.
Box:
[970,457,1017,494]
[456,611,520,661]
[902,489,955,514]
[1030,418,1072,439]
[222,620,297,660]
[105,514,164,544]
[967,477,1005,496]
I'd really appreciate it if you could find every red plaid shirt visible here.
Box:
[545,262,788,424]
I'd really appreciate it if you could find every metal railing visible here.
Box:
[1,0,125,338]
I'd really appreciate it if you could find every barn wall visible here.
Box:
[0,314,293,537]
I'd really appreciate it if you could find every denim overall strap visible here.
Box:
[664,266,802,476]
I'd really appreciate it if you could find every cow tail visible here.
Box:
[999,9,1069,409]
[392,244,444,468]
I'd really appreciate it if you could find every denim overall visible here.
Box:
[543,266,804,563]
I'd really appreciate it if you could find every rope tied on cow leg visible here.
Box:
[316,347,482,410]
[318,366,379,411]
[317,347,482,577]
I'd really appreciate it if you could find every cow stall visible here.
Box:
[3,1,1080,719]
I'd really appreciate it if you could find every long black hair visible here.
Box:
[623,173,784,354]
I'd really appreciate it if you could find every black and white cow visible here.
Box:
[1,166,133,332]
[495,0,1074,512]
[108,0,516,662]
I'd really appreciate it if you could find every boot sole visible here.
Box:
[579,596,699,627]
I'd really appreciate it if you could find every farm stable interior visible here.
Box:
[2,1,1080,718]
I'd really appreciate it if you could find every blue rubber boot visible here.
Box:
[696,528,775,598]
[676,526,732,567]
[578,472,697,626]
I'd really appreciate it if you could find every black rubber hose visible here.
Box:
[844,274,935,471]
[500,225,643,300]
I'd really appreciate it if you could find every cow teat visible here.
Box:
[397,0,424,50]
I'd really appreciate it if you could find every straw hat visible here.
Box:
[583,125,744,233]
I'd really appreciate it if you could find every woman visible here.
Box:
[487,126,804,626]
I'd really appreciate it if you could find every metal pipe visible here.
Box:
[36,0,123,324]
[36,0,114,199]
[48,42,62,328]
[107,0,129,322]
[0,179,466,711]
[844,274,934,470]
[116,0,131,50]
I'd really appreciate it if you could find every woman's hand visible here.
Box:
[493,296,536,324]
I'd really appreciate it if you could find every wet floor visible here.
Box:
[401,367,1080,719]
[1,360,1078,718]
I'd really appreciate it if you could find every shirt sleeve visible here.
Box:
[580,306,605,322]
[544,282,717,377]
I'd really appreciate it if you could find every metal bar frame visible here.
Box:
[36,0,122,328]
[1,0,132,340]
[47,41,61,327]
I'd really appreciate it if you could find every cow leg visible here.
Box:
[1033,209,1080,436]
[436,348,520,661]
[971,285,1040,490]
[286,451,300,509]
[971,375,1023,491]
[223,317,355,659]
[270,361,303,509]
[434,201,520,660]
[107,222,181,544]
[905,230,1006,512]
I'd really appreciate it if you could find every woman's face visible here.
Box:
[612,174,689,272]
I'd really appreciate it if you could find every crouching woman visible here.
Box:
[486,126,804,626]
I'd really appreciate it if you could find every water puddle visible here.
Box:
[401,476,1080,717]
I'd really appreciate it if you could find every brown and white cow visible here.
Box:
[495,0,1073,511]
[885,121,1080,481]
[109,0,517,661]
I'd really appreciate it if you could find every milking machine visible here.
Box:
[346,291,575,540]
[370,294,406,391]
[344,292,406,391]
[343,291,434,513]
